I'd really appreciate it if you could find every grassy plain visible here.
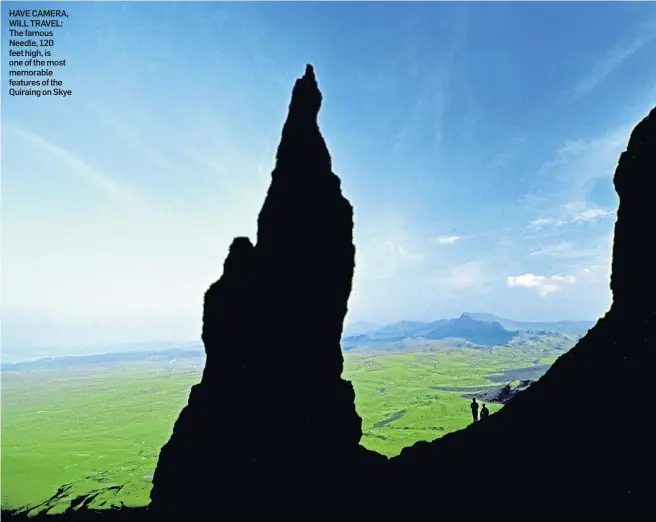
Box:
[1,342,560,513]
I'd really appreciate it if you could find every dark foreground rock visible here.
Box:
[4,69,654,522]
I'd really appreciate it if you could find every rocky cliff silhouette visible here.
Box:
[3,67,654,521]
[386,103,656,520]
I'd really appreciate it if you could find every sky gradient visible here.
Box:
[3,1,656,357]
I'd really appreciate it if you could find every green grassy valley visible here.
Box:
[1,335,573,514]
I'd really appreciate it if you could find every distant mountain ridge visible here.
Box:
[1,345,205,372]
[342,312,595,350]
[1,313,595,371]
[460,312,595,334]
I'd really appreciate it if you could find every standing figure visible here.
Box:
[470,398,479,423]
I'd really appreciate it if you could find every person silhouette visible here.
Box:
[480,403,489,420]
[470,398,479,422]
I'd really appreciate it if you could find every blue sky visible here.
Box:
[2,1,656,355]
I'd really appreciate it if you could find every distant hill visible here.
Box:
[341,312,595,350]
[462,312,595,335]
[423,314,518,346]
[0,339,204,365]
[342,321,381,336]
[1,344,204,372]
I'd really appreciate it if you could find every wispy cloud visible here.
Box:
[507,273,576,296]
[186,146,257,198]
[527,124,630,209]
[86,102,172,171]
[570,207,615,223]
[356,236,425,281]
[529,217,558,227]
[435,234,461,245]
[568,18,656,100]
[520,104,655,234]
[392,62,453,156]
[430,260,487,291]
[490,130,528,172]
[528,204,615,229]
[500,240,514,251]
[354,204,429,282]
[449,261,485,289]
[515,107,649,292]
[580,262,612,285]
[529,241,596,259]
[391,9,469,155]
[529,241,611,265]
[7,125,145,208]
[380,240,425,262]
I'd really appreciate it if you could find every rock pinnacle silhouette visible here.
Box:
[148,64,380,521]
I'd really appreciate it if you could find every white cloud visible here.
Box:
[507,273,576,296]
[435,235,461,245]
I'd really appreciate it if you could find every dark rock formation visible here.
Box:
[148,65,384,521]
[465,379,534,404]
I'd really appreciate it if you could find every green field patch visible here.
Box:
[2,344,556,511]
